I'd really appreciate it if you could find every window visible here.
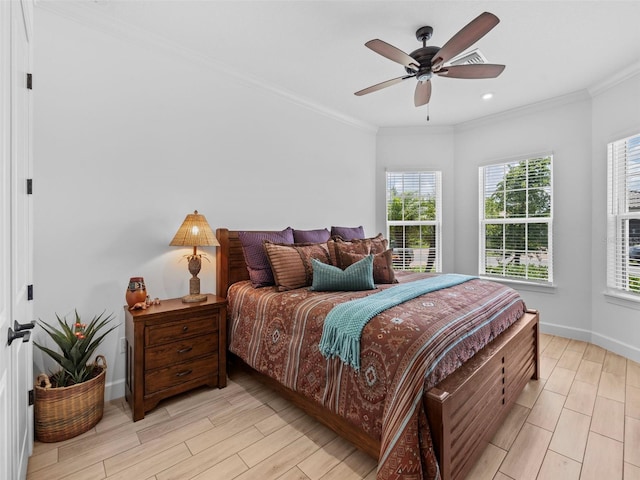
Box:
[607,132,640,295]
[479,155,553,283]
[386,171,441,272]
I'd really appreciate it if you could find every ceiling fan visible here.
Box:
[354,12,505,107]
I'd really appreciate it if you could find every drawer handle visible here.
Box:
[177,347,192,354]
[182,326,189,332]
[176,369,192,377]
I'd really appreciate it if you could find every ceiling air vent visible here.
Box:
[449,48,487,66]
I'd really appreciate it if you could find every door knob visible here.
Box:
[14,320,35,332]
[7,327,30,346]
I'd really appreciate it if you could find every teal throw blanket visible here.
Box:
[318,273,477,370]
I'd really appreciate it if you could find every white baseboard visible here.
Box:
[539,321,592,341]
[105,378,125,402]
[591,331,640,364]
[540,321,640,363]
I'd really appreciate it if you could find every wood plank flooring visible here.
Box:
[27,334,640,480]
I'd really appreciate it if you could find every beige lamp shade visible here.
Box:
[170,210,219,303]
[169,210,219,248]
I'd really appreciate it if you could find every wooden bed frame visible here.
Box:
[216,228,539,480]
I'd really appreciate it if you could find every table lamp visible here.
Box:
[170,210,219,303]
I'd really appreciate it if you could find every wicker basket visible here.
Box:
[34,355,107,443]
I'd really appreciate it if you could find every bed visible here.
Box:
[216,228,539,480]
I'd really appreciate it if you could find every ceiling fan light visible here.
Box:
[418,72,432,82]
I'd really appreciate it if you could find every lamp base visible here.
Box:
[181,293,208,303]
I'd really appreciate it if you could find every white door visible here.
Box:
[0,1,12,476]
[1,1,34,479]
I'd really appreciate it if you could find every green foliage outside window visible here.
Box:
[387,189,436,249]
[483,156,552,281]
[386,171,439,272]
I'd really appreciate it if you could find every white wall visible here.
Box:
[33,8,376,399]
[590,71,640,361]
[453,94,594,339]
[376,86,640,363]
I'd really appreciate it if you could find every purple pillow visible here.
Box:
[238,228,294,287]
[330,225,365,241]
[293,228,330,243]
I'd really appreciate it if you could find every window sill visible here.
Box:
[479,276,557,294]
[603,290,640,310]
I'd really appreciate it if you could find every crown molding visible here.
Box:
[377,125,455,137]
[588,59,640,98]
[36,1,378,134]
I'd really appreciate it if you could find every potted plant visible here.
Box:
[33,310,118,442]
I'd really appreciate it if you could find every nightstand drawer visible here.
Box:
[146,314,218,346]
[145,354,218,394]
[145,333,218,371]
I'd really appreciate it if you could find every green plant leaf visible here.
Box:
[34,309,118,386]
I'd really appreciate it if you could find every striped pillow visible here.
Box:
[310,255,375,292]
[238,228,294,287]
[264,242,331,291]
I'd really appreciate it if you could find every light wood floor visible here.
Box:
[27,333,640,480]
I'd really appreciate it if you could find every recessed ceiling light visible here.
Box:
[482,93,494,101]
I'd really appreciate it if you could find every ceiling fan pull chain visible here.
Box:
[426,104,430,122]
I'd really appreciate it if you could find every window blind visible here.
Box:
[607,133,640,295]
[479,156,553,283]
[386,171,441,272]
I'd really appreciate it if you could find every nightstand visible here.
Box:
[124,294,227,421]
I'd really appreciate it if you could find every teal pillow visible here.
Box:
[310,255,375,291]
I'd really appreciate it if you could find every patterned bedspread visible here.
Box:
[227,272,526,480]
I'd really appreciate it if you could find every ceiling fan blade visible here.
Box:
[431,12,499,70]
[414,80,432,106]
[355,75,414,96]
[365,39,420,71]
[436,64,505,79]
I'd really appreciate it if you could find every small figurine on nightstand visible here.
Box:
[129,301,147,310]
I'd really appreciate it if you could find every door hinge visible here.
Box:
[26,73,32,90]
[27,285,33,301]
[28,389,34,406]
[27,178,33,194]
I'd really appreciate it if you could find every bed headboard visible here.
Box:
[215,228,250,298]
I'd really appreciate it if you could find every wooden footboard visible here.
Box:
[216,228,539,480]
[426,309,539,480]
